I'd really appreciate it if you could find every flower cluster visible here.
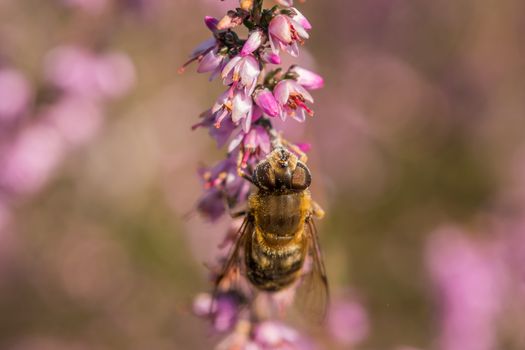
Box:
[185,0,326,348]
[186,0,323,221]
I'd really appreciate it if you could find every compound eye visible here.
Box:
[291,162,311,190]
[254,161,276,190]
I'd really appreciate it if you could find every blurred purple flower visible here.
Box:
[44,45,135,101]
[62,0,109,15]
[274,79,314,122]
[426,226,504,350]
[253,321,315,350]
[327,298,370,346]
[0,68,32,123]
[0,123,65,196]
[45,97,104,147]
[193,109,237,148]
[193,292,243,332]
[197,156,251,221]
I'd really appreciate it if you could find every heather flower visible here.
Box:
[241,30,265,57]
[268,14,309,57]
[178,17,220,73]
[197,48,229,81]
[290,66,324,90]
[254,88,280,118]
[193,292,244,332]
[188,1,325,347]
[197,156,251,220]
[212,89,254,132]
[289,7,312,31]
[261,49,281,65]
[0,68,32,123]
[221,55,261,95]
[193,110,237,148]
[274,79,314,121]
[276,0,294,6]
[228,125,272,165]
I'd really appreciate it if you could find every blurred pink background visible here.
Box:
[0,0,524,349]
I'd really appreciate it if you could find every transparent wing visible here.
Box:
[293,219,329,323]
[213,216,253,298]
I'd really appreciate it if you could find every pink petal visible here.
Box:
[291,8,312,30]
[291,66,324,90]
[197,49,222,73]
[221,55,242,79]
[241,30,264,56]
[273,80,291,105]
[269,15,292,44]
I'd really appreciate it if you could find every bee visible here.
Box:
[215,146,328,318]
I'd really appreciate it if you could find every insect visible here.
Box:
[214,145,329,318]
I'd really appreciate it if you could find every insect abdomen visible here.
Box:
[245,228,306,291]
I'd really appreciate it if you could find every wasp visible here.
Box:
[214,145,328,318]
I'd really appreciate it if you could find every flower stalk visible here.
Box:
[184,0,324,347]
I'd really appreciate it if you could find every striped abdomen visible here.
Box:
[245,191,310,291]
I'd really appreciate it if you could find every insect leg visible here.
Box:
[236,149,255,184]
[311,201,325,219]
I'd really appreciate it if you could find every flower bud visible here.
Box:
[254,88,280,117]
[290,66,324,90]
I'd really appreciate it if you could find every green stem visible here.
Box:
[253,0,264,24]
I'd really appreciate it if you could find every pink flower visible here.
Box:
[221,55,261,94]
[273,79,314,122]
[290,66,324,90]
[252,321,314,350]
[178,17,219,73]
[0,123,65,196]
[290,7,312,31]
[268,14,309,57]
[261,49,281,65]
[192,109,237,148]
[241,30,264,56]
[0,69,32,122]
[44,46,135,100]
[197,48,229,81]
[212,89,254,132]
[275,0,293,6]
[228,125,271,155]
[196,155,250,220]
[193,292,243,332]
[327,299,370,346]
[426,227,504,350]
[254,88,280,117]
